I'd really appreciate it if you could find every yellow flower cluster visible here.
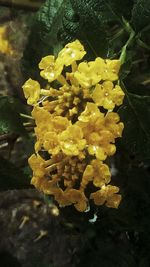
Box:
[23,40,125,212]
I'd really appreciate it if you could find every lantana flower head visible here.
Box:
[23,39,124,212]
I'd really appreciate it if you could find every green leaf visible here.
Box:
[0,156,30,190]
[22,0,67,79]
[23,0,126,78]
[106,0,135,20]
[58,0,111,59]
[118,91,150,160]
[131,0,150,32]
[70,0,134,28]
[0,96,27,136]
[59,0,135,59]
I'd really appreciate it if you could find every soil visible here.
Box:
[0,189,81,267]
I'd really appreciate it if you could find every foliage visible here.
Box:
[0,96,27,136]
[0,96,33,189]
[131,0,150,31]
[22,0,67,79]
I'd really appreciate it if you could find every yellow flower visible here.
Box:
[77,103,120,160]
[23,39,125,212]
[39,55,63,82]
[104,112,124,138]
[88,130,114,145]
[32,105,51,123]
[32,108,70,153]
[80,165,94,188]
[90,184,121,208]
[29,154,64,194]
[74,58,104,88]
[32,106,52,144]
[65,189,88,212]
[91,159,111,187]
[22,78,41,105]
[43,132,60,155]
[53,188,71,207]
[52,188,87,212]
[52,116,71,133]
[88,145,107,160]
[87,129,115,160]
[92,81,125,110]
[59,125,86,156]
[29,154,46,179]
[102,59,121,81]
[78,102,103,123]
[57,40,86,66]
[42,117,70,154]
[81,160,111,189]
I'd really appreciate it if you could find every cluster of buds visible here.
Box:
[23,40,124,212]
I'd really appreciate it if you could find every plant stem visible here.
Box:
[110,28,124,42]
[119,30,135,65]
[137,39,150,51]
[119,18,136,64]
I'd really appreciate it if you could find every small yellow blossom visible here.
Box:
[80,165,94,188]
[23,39,124,212]
[78,102,103,123]
[92,81,125,110]
[81,160,111,189]
[102,59,121,81]
[52,116,71,133]
[104,112,124,138]
[65,189,87,212]
[43,132,60,155]
[53,188,71,207]
[59,125,86,156]
[90,184,121,208]
[22,78,41,105]
[88,145,107,160]
[32,107,71,153]
[92,160,111,187]
[57,39,86,66]
[77,103,121,160]
[29,154,46,179]
[74,58,104,88]
[39,55,63,82]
